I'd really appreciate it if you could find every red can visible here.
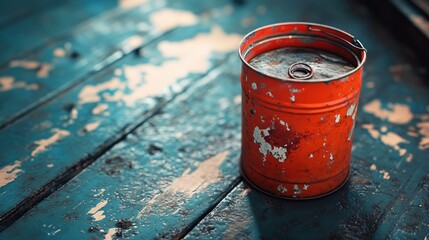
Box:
[239,22,367,199]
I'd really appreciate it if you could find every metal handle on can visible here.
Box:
[288,62,314,80]
[308,27,367,52]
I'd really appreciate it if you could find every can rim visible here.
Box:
[238,22,367,83]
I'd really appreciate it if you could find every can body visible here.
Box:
[239,23,366,199]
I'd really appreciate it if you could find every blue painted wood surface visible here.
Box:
[0,0,239,129]
[0,1,175,128]
[0,56,243,239]
[0,0,429,238]
[0,0,59,28]
[0,0,260,230]
[0,0,118,65]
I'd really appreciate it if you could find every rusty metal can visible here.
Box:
[239,22,367,199]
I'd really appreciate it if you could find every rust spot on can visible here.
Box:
[239,22,367,199]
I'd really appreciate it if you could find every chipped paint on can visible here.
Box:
[238,22,366,199]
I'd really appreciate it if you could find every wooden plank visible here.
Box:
[363,0,429,67]
[0,0,291,233]
[0,0,427,238]
[374,172,429,239]
[0,55,243,239]
[182,0,429,238]
[0,0,118,65]
[0,0,60,28]
[0,2,252,229]
[0,0,242,130]
[185,69,429,239]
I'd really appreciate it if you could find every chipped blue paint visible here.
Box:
[0,0,118,65]
[0,23,241,218]
[0,0,429,238]
[0,0,209,128]
[0,0,273,227]
[0,56,243,239]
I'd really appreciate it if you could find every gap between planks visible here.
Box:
[0,53,234,232]
[176,177,243,240]
[0,28,169,131]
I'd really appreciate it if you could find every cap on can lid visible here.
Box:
[249,47,355,80]
[239,22,367,82]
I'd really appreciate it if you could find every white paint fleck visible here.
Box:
[79,26,241,107]
[37,64,52,78]
[379,170,390,180]
[47,164,54,168]
[293,185,302,195]
[335,114,341,123]
[175,132,183,139]
[380,132,408,156]
[104,228,116,240]
[150,9,198,32]
[94,189,106,197]
[362,124,380,139]
[406,153,413,162]
[366,81,375,89]
[10,60,54,79]
[416,121,429,150]
[163,151,228,196]
[31,129,70,157]
[0,161,23,188]
[78,77,125,104]
[92,104,109,115]
[114,69,122,76]
[266,91,273,98]
[88,199,108,221]
[119,0,148,9]
[9,60,39,69]
[68,107,78,124]
[233,95,241,104]
[251,82,257,90]
[83,122,101,133]
[309,154,314,158]
[253,126,287,162]
[370,164,377,171]
[408,130,418,138]
[51,229,61,236]
[328,153,334,166]
[363,99,413,124]
[277,184,287,193]
[303,184,309,190]
[279,120,290,131]
[348,121,356,141]
[53,48,66,57]
[0,76,38,92]
[346,103,356,117]
[137,151,228,217]
[362,124,409,157]
[290,95,295,102]
[121,35,144,52]
[240,188,252,197]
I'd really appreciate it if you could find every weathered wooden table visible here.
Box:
[0,0,428,239]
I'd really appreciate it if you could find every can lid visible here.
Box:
[239,22,367,83]
[249,47,355,80]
